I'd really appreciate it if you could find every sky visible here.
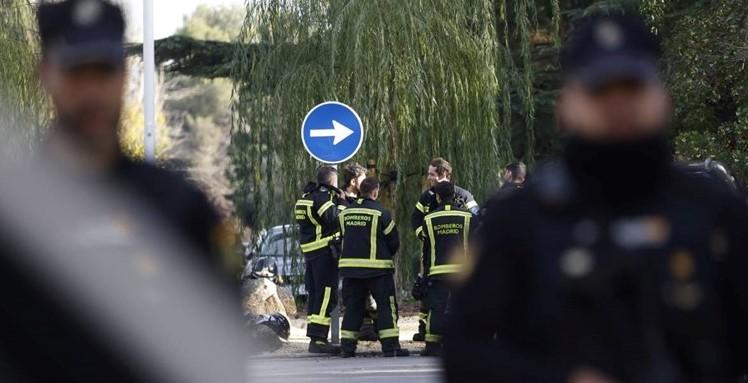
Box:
[119,0,246,41]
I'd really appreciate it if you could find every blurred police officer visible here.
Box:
[35,0,224,268]
[338,177,409,357]
[446,13,748,383]
[418,181,477,357]
[0,1,235,381]
[294,166,344,354]
[411,157,478,341]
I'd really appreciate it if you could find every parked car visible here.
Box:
[242,224,306,296]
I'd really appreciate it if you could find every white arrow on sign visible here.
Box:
[310,120,354,145]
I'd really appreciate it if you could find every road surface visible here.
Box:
[249,353,443,383]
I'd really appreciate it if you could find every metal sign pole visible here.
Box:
[330,163,340,344]
[143,0,156,163]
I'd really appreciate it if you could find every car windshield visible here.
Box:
[259,233,298,257]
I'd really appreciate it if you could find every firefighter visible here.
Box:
[411,157,478,341]
[342,162,380,342]
[342,163,368,204]
[419,181,477,357]
[295,166,344,354]
[338,177,410,357]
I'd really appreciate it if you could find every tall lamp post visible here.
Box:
[143,0,155,163]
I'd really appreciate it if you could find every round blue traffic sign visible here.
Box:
[301,101,364,164]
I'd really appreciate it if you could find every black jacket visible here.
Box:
[419,203,477,278]
[294,183,342,259]
[338,198,399,278]
[411,184,478,238]
[445,161,748,383]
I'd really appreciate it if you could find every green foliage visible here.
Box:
[662,1,748,179]
[230,0,539,285]
[166,4,247,217]
[177,4,247,42]
[128,0,748,286]
[0,0,48,156]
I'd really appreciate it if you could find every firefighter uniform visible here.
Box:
[295,182,343,342]
[419,203,477,349]
[338,198,405,355]
[411,186,478,340]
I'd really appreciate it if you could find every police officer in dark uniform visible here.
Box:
[295,166,344,354]
[411,157,478,341]
[0,1,233,381]
[445,13,748,383]
[419,181,477,357]
[35,0,224,266]
[338,177,410,357]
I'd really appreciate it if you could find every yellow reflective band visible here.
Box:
[426,210,472,219]
[370,215,379,260]
[465,200,478,209]
[383,220,396,235]
[342,207,382,217]
[300,234,336,253]
[341,330,359,340]
[338,258,394,269]
[426,310,432,335]
[339,214,345,236]
[317,201,335,217]
[415,202,426,213]
[319,287,332,317]
[296,200,314,207]
[425,334,442,343]
[389,296,398,331]
[414,226,423,237]
[429,264,461,276]
[306,205,322,241]
[379,328,399,339]
[426,218,437,271]
[308,314,331,326]
[419,312,428,320]
[463,215,471,254]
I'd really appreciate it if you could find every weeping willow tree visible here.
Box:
[0,0,48,156]
[230,0,560,286]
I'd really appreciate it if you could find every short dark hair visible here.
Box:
[359,177,380,197]
[433,181,455,202]
[506,161,527,182]
[317,166,338,185]
[429,157,452,179]
[343,163,367,188]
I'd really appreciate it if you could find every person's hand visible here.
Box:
[568,368,618,383]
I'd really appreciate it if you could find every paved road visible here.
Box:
[249,354,443,383]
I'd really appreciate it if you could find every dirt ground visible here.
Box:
[264,303,424,356]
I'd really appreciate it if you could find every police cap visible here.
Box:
[37,0,125,69]
[561,13,661,90]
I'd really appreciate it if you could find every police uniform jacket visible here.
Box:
[294,183,342,259]
[338,198,399,278]
[445,161,748,383]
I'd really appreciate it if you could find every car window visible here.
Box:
[260,234,298,257]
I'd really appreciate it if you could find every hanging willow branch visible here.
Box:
[0,0,48,156]
[126,35,271,79]
[230,0,514,286]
